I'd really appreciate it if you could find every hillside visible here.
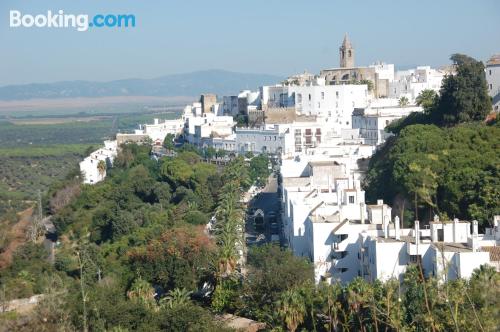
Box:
[0,70,283,101]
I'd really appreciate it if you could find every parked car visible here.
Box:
[246,235,258,245]
[270,222,279,234]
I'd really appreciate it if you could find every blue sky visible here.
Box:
[1,0,499,85]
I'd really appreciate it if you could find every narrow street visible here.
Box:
[245,173,281,246]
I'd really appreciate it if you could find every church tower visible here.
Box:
[339,33,355,68]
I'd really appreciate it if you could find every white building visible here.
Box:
[281,149,373,260]
[284,176,500,284]
[183,101,235,146]
[140,118,185,145]
[79,140,117,185]
[235,125,285,154]
[261,80,370,130]
[486,54,500,112]
[352,104,422,145]
[369,62,395,82]
[389,66,445,103]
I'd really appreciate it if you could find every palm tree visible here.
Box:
[345,278,371,331]
[398,96,409,107]
[415,89,438,111]
[317,282,345,332]
[127,277,156,309]
[97,160,106,180]
[214,181,244,277]
[278,288,307,332]
[160,288,192,309]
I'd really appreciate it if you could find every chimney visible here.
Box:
[472,220,478,236]
[377,199,383,206]
[360,202,365,224]
[414,220,420,243]
[453,218,459,243]
[154,118,159,125]
[472,220,479,253]
[395,216,400,240]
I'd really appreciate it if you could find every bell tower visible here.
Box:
[339,33,355,68]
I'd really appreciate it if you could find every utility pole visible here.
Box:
[76,251,88,332]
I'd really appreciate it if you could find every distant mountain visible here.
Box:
[0,70,283,101]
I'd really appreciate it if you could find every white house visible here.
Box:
[302,203,500,284]
[79,140,118,185]
[261,79,370,131]
[183,101,235,146]
[139,118,185,145]
[352,104,422,145]
[389,66,445,103]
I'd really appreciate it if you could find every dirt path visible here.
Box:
[0,208,33,269]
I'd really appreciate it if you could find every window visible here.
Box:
[490,70,492,75]
[349,196,355,204]
[308,94,311,101]
[490,84,493,90]
[336,91,339,98]
[321,91,325,100]
[409,255,422,264]
[437,229,444,242]
[297,93,302,103]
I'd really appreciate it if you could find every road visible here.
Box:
[245,174,281,246]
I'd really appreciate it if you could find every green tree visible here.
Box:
[163,133,175,150]
[433,54,492,126]
[243,245,313,324]
[249,154,271,187]
[127,277,156,310]
[205,146,216,159]
[161,158,193,185]
[277,288,307,332]
[160,288,192,309]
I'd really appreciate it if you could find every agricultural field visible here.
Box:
[0,101,184,223]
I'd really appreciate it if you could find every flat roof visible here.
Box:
[429,220,470,224]
[433,242,472,253]
[308,161,341,167]
[282,177,310,186]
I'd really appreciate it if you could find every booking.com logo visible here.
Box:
[9,10,136,32]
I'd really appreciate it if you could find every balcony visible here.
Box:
[331,251,348,260]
